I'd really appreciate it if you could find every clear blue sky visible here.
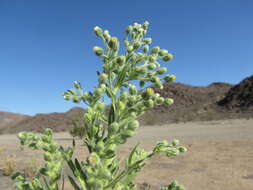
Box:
[1,0,252,115]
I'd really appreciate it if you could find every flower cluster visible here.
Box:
[12,129,73,190]
[12,21,187,190]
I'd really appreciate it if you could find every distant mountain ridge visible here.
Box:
[0,111,30,131]
[1,75,253,134]
[0,107,85,134]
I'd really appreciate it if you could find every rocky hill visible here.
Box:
[0,107,85,134]
[0,112,29,132]
[139,82,234,125]
[1,75,253,133]
[218,75,253,110]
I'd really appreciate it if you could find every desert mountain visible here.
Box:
[218,75,253,110]
[1,75,253,133]
[139,82,233,125]
[0,107,85,134]
[0,111,30,132]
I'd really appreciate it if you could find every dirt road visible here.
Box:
[0,119,253,190]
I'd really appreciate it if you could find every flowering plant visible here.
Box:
[12,21,187,190]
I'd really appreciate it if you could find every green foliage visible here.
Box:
[12,21,187,190]
[12,129,73,190]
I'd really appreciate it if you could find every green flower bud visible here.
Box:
[147,63,156,70]
[164,74,176,82]
[143,45,149,53]
[108,37,119,51]
[122,129,135,138]
[73,81,81,89]
[158,49,168,56]
[94,26,103,36]
[162,53,174,61]
[99,167,111,179]
[143,38,152,44]
[133,41,142,49]
[135,66,147,74]
[87,177,96,185]
[67,89,76,95]
[144,99,154,108]
[103,30,111,41]
[116,56,126,65]
[143,21,149,30]
[120,91,128,101]
[172,139,179,146]
[94,88,103,97]
[126,25,133,34]
[128,120,139,130]
[124,40,129,47]
[96,101,105,112]
[72,96,80,103]
[63,94,70,100]
[93,46,103,56]
[142,87,154,99]
[44,152,52,161]
[149,55,157,63]
[129,85,137,95]
[85,166,94,176]
[151,46,160,54]
[166,148,180,156]
[146,87,155,96]
[165,98,174,105]
[157,67,168,75]
[109,122,119,134]
[127,96,136,105]
[127,45,134,53]
[150,76,159,83]
[99,73,108,83]
[100,83,106,90]
[147,71,156,78]
[96,141,105,152]
[118,101,126,111]
[88,152,100,166]
[156,97,165,104]
[178,146,187,153]
[107,143,117,153]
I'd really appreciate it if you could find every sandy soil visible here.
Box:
[0,119,253,190]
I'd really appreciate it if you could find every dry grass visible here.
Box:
[0,145,5,155]
[2,155,16,176]
[23,158,39,178]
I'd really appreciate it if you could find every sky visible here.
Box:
[0,0,253,115]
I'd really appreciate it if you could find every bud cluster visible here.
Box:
[14,129,73,190]
[12,21,187,190]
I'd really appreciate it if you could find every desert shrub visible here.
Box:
[69,113,86,138]
[0,145,5,155]
[3,155,16,176]
[12,21,187,190]
[23,158,39,178]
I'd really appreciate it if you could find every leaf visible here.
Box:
[61,175,65,190]
[67,160,78,177]
[68,176,82,190]
[11,172,24,180]
[127,143,140,166]
[74,159,87,180]
[42,176,51,190]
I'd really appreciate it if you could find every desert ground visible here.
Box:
[0,119,253,190]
